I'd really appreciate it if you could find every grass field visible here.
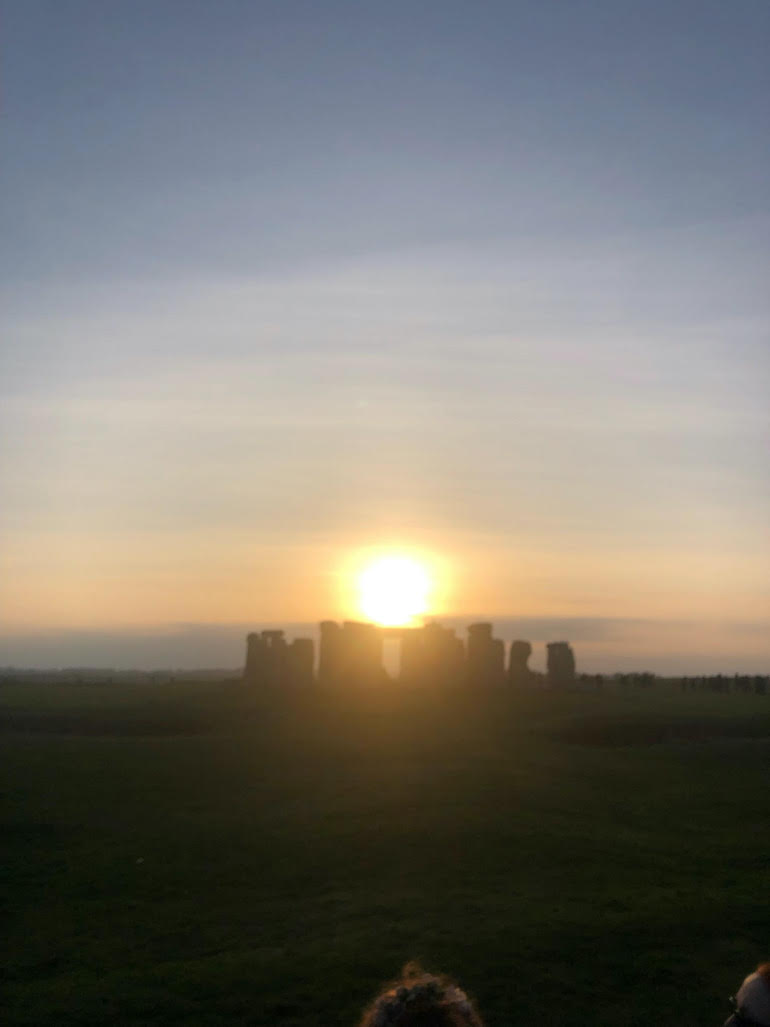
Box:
[2,679,769,1026]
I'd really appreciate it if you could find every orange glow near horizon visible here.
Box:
[355,553,433,627]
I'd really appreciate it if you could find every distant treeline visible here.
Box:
[579,672,767,694]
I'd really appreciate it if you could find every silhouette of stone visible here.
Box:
[288,638,314,686]
[243,630,291,688]
[243,631,263,686]
[318,620,384,686]
[244,622,577,696]
[341,620,384,685]
[546,641,575,688]
[492,637,505,680]
[400,622,464,686]
[467,622,505,685]
[508,640,533,687]
[319,620,342,685]
[260,630,287,686]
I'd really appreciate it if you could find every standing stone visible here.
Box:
[243,631,264,686]
[319,621,342,685]
[467,623,505,685]
[546,642,576,689]
[288,638,315,686]
[400,622,464,687]
[508,640,533,687]
[341,621,384,685]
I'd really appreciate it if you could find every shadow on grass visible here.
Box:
[552,714,770,747]
[0,711,210,736]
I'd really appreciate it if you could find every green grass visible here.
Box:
[2,680,769,1025]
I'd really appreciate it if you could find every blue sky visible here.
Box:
[1,1,768,670]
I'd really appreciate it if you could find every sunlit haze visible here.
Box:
[356,555,432,627]
[1,2,768,672]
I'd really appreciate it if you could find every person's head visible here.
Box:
[726,963,770,1027]
[358,963,484,1027]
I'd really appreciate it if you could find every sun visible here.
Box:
[356,554,432,627]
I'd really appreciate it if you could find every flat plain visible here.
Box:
[2,678,769,1026]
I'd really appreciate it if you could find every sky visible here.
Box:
[1,0,768,672]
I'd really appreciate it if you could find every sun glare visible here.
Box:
[357,555,432,627]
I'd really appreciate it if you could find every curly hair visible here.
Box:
[358,963,484,1027]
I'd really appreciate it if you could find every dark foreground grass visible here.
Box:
[2,680,769,1026]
